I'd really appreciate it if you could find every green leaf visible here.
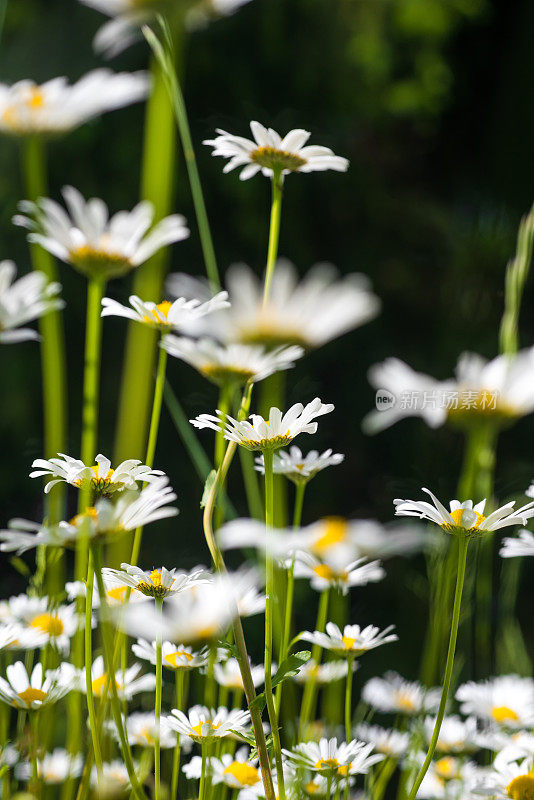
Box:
[249,692,266,713]
[9,557,30,577]
[271,650,311,689]
[200,470,217,509]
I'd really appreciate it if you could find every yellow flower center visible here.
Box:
[1,87,46,130]
[107,585,130,603]
[435,757,457,781]
[313,518,348,555]
[492,705,519,724]
[507,775,534,800]
[250,145,307,172]
[395,691,417,712]
[315,758,340,771]
[17,687,47,705]
[223,762,260,786]
[305,782,319,795]
[143,300,173,325]
[69,506,99,526]
[448,507,486,530]
[313,564,348,582]
[341,635,357,650]
[191,720,221,738]
[164,650,194,668]
[30,613,64,637]
[91,673,119,697]
[69,246,131,279]
[27,88,45,109]
[140,726,155,745]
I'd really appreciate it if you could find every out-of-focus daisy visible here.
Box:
[255,446,344,484]
[500,528,534,558]
[1,478,178,553]
[120,713,177,749]
[354,724,409,758]
[364,348,534,433]
[0,661,72,709]
[114,572,254,643]
[456,675,534,729]
[300,622,397,657]
[7,595,81,653]
[14,186,189,280]
[204,122,348,180]
[284,737,382,777]
[30,452,164,497]
[293,552,385,594]
[102,564,208,600]
[163,336,303,387]
[90,760,133,795]
[132,639,209,671]
[394,488,534,537]
[166,705,251,742]
[214,658,265,689]
[362,672,441,715]
[184,747,260,789]
[188,261,379,350]
[292,659,350,686]
[472,747,534,799]
[414,753,479,799]
[15,749,83,784]
[84,656,156,700]
[0,70,148,136]
[192,398,334,453]
[236,585,266,617]
[0,623,23,651]
[101,292,228,332]
[423,714,479,754]
[0,261,64,343]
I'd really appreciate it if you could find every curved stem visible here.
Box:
[407,535,469,800]
[263,171,283,304]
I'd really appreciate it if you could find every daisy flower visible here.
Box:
[236,585,266,617]
[187,261,379,350]
[500,528,534,558]
[456,675,534,729]
[255,446,344,484]
[362,672,441,715]
[300,621,397,657]
[90,760,133,795]
[84,656,156,700]
[0,69,148,136]
[101,291,228,332]
[394,487,534,537]
[472,747,534,799]
[292,659,350,686]
[1,478,178,553]
[191,397,334,453]
[0,623,22,651]
[354,725,409,758]
[119,713,177,749]
[30,452,164,497]
[184,747,261,789]
[0,661,73,710]
[414,754,480,800]
[423,714,479,754]
[7,595,81,653]
[214,658,265,689]
[0,261,64,343]
[162,336,304,386]
[293,552,385,594]
[15,749,83,784]
[204,122,348,180]
[284,737,382,777]
[14,186,189,280]
[132,639,209,671]
[166,705,251,742]
[102,564,208,600]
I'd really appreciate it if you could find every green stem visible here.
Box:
[344,655,355,742]
[85,553,103,781]
[263,171,283,303]
[30,712,41,799]
[263,451,286,800]
[299,589,330,738]
[79,277,106,489]
[214,384,233,530]
[171,670,185,800]
[407,535,469,800]
[199,742,208,800]
[154,597,163,800]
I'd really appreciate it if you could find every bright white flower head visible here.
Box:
[300,621,397,657]
[423,714,479,754]
[30,452,164,497]
[0,623,22,651]
[0,261,64,343]
[84,656,155,700]
[192,397,334,453]
[292,659,350,685]
[364,347,534,433]
[0,69,148,136]
[6,595,81,653]
[163,335,303,387]
[101,292,228,333]
[0,661,73,709]
[293,552,385,594]
[255,446,344,484]
[501,528,534,558]
[284,737,383,777]
[187,261,379,350]
[102,564,208,600]
[132,639,209,671]
[204,121,349,180]
[354,724,410,758]
[90,760,133,795]
[414,753,479,799]
[456,675,534,729]
[394,488,534,537]
[166,705,251,742]
[184,747,260,789]
[1,479,178,554]
[362,672,441,715]
[16,749,83,784]
[472,747,534,799]
[214,658,265,690]
[119,712,177,749]
[14,187,189,280]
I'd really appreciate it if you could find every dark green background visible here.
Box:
[2,0,534,681]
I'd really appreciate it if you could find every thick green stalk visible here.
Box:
[29,712,41,799]
[84,553,103,782]
[407,535,469,800]
[154,597,163,800]
[344,655,355,741]
[299,589,330,738]
[263,452,286,800]
[263,171,283,303]
[214,384,233,530]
